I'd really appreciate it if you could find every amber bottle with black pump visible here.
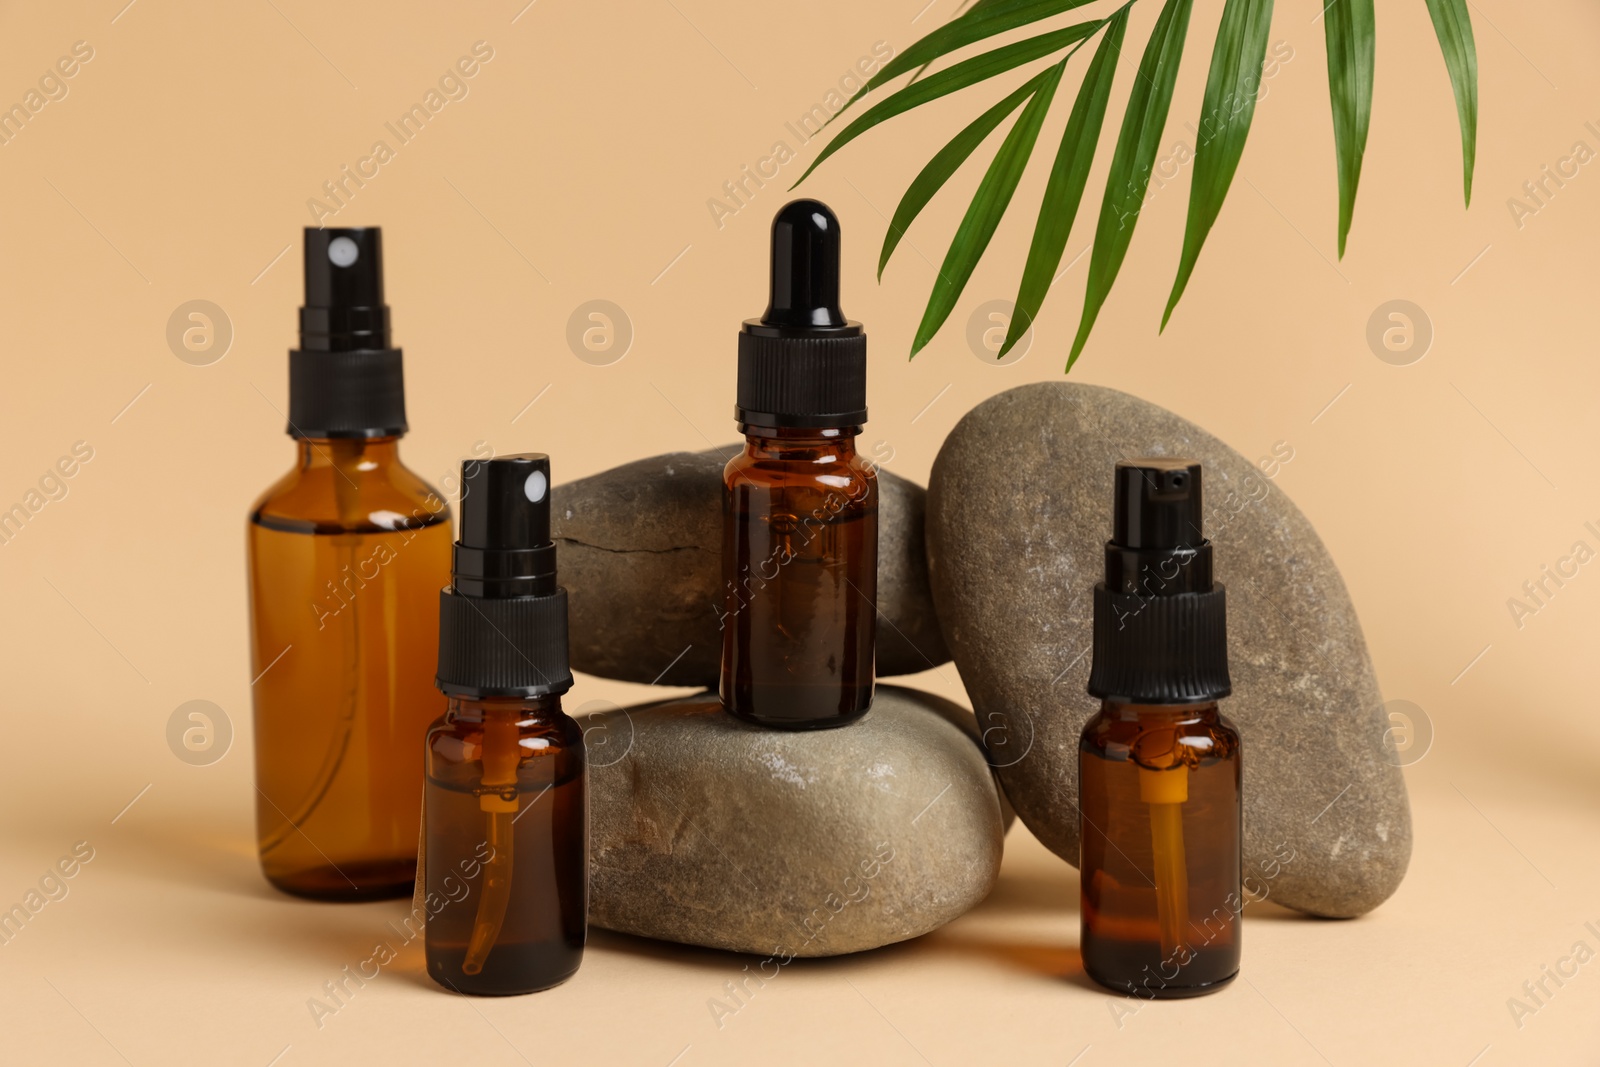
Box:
[248,228,451,901]
[1079,459,1242,998]
[720,199,877,730]
[425,454,586,996]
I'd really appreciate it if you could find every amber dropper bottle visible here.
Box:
[426,454,586,996]
[720,199,877,730]
[248,228,451,900]
[1079,459,1241,998]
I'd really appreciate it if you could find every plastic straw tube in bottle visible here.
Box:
[1139,762,1190,960]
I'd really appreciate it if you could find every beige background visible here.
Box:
[1,0,1597,1063]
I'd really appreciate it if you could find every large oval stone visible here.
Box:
[553,446,950,686]
[585,685,1004,955]
[926,382,1410,918]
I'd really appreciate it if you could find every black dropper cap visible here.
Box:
[736,199,867,428]
[436,454,573,699]
[287,227,407,439]
[1086,459,1231,704]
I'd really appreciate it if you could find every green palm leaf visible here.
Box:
[797,0,1476,373]
[1424,0,1477,205]
[880,75,1042,280]
[791,20,1099,188]
[1068,0,1194,371]
[835,0,1099,120]
[1161,0,1274,330]
[910,58,1069,358]
[1324,0,1375,257]
[1000,8,1128,358]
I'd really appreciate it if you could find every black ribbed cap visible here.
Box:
[436,454,573,699]
[287,227,407,438]
[1086,459,1231,704]
[735,200,867,428]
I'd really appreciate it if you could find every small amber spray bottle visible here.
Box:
[1079,459,1241,997]
[248,228,451,900]
[720,199,877,729]
[426,454,586,995]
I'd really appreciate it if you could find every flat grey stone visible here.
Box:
[585,685,1004,955]
[553,446,949,686]
[926,382,1411,918]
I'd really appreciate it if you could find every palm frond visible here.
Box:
[795,0,1478,370]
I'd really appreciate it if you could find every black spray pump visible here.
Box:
[436,455,573,699]
[1086,459,1231,704]
[288,227,407,439]
[736,199,867,428]
[1078,457,1242,997]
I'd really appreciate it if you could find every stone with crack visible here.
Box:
[552,446,950,686]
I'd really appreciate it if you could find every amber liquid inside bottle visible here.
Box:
[1079,701,1241,998]
[424,695,587,996]
[247,437,452,900]
[720,425,877,728]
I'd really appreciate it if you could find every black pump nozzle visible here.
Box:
[1113,459,1204,550]
[1105,459,1211,595]
[762,200,848,329]
[1087,457,1230,704]
[300,227,391,353]
[736,199,868,427]
[452,454,557,599]
[436,453,572,699]
[287,226,406,439]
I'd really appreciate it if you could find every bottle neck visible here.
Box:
[296,436,401,471]
[741,424,860,460]
[1101,699,1221,724]
[446,693,566,725]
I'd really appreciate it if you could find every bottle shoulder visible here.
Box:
[251,444,450,534]
[1080,702,1239,762]
[724,444,879,498]
[426,710,584,766]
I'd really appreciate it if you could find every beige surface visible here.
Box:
[1,0,1597,1064]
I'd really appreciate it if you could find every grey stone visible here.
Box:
[552,446,950,687]
[926,382,1411,918]
[585,685,1004,956]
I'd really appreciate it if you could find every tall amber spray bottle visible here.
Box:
[1079,459,1241,997]
[720,199,877,729]
[248,228,451,900]
[426,454,586,995]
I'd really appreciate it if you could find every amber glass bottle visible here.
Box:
[1080,701,1241,996]
[722,426,876,726]
[720,199,876,729]
[248,228,451,900]
[425,694,585,995]
[1080,459,1241,998]
[426,454,586,996]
